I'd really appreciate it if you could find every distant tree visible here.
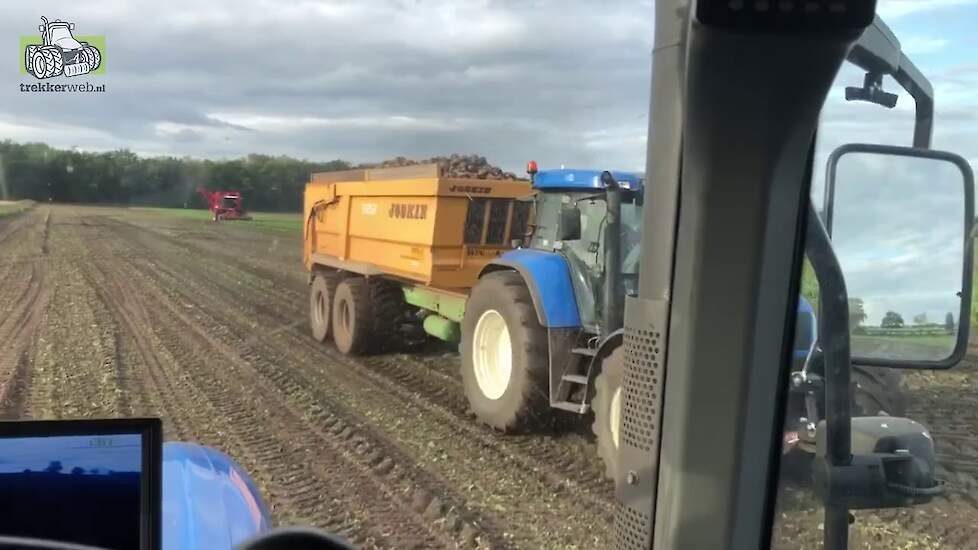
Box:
[946,312,956,333]
[71,466,85,475]
[44,460,63,474]
[849,298,867,328]
[881,311,905,328]
[913,313,928,326]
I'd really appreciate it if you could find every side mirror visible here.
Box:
[38,25,44,32]
[69,23,75,30]
[556,205,582,241]
[824,143,975,368]
[813,416,940,509]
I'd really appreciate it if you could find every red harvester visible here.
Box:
[196,186,252,221]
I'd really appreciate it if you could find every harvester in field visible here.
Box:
[196,186,252,221]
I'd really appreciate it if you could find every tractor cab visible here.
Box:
[220,193,242,210]
[44,22,84,51]
[525,164,643,334]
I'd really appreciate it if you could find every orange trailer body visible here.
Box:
[303,164,532,291]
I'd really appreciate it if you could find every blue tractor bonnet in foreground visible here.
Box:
[163,442,272,549]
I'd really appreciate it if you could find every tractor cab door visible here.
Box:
[529,190,606,332]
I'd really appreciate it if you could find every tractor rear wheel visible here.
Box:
[592,347,624,480]
[309,271,339,342]
[25,45,39,76]
[852,366,905,417]
[40,47,63,78]
[332,277,373,355]
[84,45,101,71]
[460,271,550,431]
[28,49,48,79]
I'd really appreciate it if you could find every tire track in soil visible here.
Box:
[110,215,616,508]
[79,217,492,549]
[0,208,51,419]
[24,212,126,420]
[98,213,613,548]
[115,216,615,494]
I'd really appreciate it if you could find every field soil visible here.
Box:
[2,204,978,548]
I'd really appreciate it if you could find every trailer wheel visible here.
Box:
[461,271,550,431]
[368,279,405,353]
[592,347,624,480]
[309,271,339,342]
[332,277,373,355]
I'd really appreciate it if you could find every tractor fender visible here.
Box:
[587,329,624,383]
[162,442,272,550]
[479,249,581,328]
[794,297,817,361]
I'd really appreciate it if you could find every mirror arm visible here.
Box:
[804,201,853,549]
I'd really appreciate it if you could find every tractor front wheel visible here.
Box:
[460,271,550,432]
[40,47,63,78]
[592,347,624,480]
[84,45,101,71]
[309,271,339,342]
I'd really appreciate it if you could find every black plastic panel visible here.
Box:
[696,0,876,31]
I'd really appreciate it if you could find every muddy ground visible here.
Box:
[2,204,977,549]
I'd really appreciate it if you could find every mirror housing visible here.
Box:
[813,416,940,510]
[824,143,975,369]
[556,205,582,241]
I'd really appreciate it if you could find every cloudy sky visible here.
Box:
[4,0,974,175]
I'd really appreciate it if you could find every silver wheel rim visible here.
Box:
[610,386,622,449]
[314,290,327,327]
[472,309,512,400]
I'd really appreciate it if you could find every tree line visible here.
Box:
[0,140,350,212]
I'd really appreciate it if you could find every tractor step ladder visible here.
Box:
[550,347,599,413]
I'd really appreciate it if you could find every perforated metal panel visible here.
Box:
[614,296,668,550]
[621,326,661,450]
[614,500,652,550]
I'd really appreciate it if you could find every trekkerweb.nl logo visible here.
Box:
[19,17,105,93]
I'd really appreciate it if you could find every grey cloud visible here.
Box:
[0,0,652,171]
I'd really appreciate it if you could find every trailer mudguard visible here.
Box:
[481,249,582,328]
[163,442,272,550]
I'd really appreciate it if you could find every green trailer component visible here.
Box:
[402,286,467,323]
[423,314,461,342]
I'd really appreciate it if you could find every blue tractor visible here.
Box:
[460,165,902,479]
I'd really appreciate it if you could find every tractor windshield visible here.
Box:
[48,25,73,45]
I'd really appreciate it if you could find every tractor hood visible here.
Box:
[162,442,272,550]
[532,169,643,192]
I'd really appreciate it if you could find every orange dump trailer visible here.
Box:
[303,164,532,352]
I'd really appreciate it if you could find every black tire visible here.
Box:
[852,366,905,417]
[25,45,39,76]
[309,271,338,342]
[28,49,47,79]
[41,47,63,78]
[460,271,550,431]
[84,45,101,71]
[369,279,405,353]
[592,347,624,480]
[332,277,373,355]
